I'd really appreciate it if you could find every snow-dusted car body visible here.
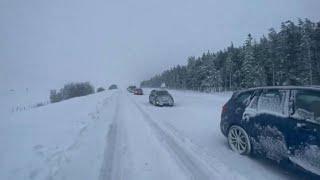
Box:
[220,86,320,176]
[108,84,118,90]
[149,89,174,106]
[127,86,136,93]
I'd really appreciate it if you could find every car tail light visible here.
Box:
[222,104,227,113]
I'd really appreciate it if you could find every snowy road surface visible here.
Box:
[0,89,313,180]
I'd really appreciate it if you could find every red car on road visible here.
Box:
[134,88,143,95]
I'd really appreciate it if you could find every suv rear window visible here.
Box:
[157,91,169,96]
[234,90,254,105]
[256,89,287,115]
[294,90,320,124]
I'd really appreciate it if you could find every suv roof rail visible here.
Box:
[247,85,320,90]
[306,85,320,88]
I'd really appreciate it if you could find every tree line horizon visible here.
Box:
[141,19,320,91]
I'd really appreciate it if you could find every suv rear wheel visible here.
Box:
[228,125,251,155]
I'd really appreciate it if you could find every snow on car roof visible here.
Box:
[232,86,320,97]
[247,86,320,91]
[152,89,169,92]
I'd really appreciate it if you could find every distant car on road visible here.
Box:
[108,84,118,90]
[149,90,174,106]
[220,86,320,176]
[127,86,136,93]
[134,88,143,95]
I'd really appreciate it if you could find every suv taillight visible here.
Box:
[222,104,227,113]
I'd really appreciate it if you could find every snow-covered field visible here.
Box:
[0,88,313,180]
[0,90,119,180]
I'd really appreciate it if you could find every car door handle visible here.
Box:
[296,123,313,131]
[235,108,242,114]
[297,123,308,128]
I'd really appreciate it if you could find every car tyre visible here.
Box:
[228,125,251,155]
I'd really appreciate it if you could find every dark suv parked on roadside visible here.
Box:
[220,86,320,176]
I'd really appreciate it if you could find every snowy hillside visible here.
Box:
[0,90,119,180]
[0,89,312,180]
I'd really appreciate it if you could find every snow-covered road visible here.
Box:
[0,89,313,180]
[100,92,246,180]
[99,89,306,180]
[130,89,307,180]
[99,93,189,180]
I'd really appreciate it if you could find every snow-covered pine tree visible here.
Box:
[314,22,320,85]
[299,19,315,85]
[241,34,256,88]
[267,28,282,86]
[280,21,303,85]
[141,19,320,90]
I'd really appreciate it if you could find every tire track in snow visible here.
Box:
[100,92,246,180]
[130,97,247,180]
[130,98,216,180]
[99,93,122,180]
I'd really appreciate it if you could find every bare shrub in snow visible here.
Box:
[50,82,95,103]
[97,87,105,93]
[50,89,63,103]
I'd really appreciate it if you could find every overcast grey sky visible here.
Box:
[1,0,320,91]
